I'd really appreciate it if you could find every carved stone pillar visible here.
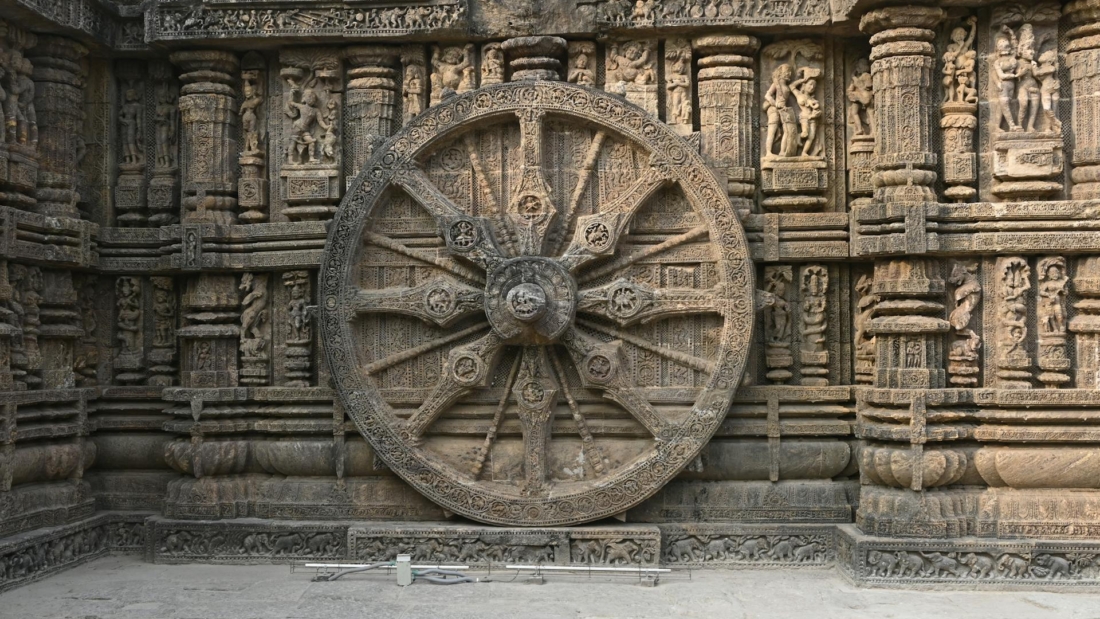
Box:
[871,258,948,391]
[28,36,87,220]
[1071,256,1100,388]
[170,50,239,225]
[1066,0,1100,199]
[344,46,400,183]
[0,23,37,213]
[502,36,565,82]
[694,35,759,217]
[860,6,943,204]
[36,270,81,390]
[179,275,239,388]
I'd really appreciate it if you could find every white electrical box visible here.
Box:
[396,554,412,586]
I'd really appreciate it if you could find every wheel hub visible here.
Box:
[486,257,576,344]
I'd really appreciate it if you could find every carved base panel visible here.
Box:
[0,481,95,538]
[86,470,181,512]
[0,512,148,593]
[349,523,661,567]
[838,524,1100,589]
[162,475,447,521]
[626,480,856,523]
[660,524,834,568]
[147,517,349,564]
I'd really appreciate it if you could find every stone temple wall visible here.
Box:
[3,0,1100,591]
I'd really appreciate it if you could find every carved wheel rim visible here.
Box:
[322,81,754,526]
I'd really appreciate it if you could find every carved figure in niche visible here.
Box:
[763,268,791,343]
[568,50,596,87]
[607,41,656,92]
[240,74,264,155]
[154,82,177,169]
[800,266,827,355]
[993,26,1022,132]
[632,0,656,21]
[905,340,922,368]
[847,58,874,137]
[284,271,311,342]
[942,16,977,104]
[1038,257,1068,336]
[948,261,982,343]
[195,341,211,370]
[790,67,822,157]
[239,273,268,341]
[284,83,322,164]
[119,87,144,165]
[854,275,877,358]
[403,64,424,118]
[152,278,175,348]
[431,44,475,98]
[1014,24,1041,132]
[115,277,141,355]
[9,53,35,147]
[318,98,339,163]
[666,46,691,126]
[1035,43,1061,132]
[482,44,504,84]
[763,64,798,157]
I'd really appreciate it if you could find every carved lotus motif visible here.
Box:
[859,446,968,489]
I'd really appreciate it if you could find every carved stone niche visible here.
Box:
[760,40,827,212]
[279,47,343,221]
[605,40,659,116]
[987,2,1065,201]
[845,53,875,201]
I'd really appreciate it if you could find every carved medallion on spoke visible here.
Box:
[321,81,754,526]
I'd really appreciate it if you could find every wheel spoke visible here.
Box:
[577,224,708,285]
[464,134,518,257]
[507,109,558,256]
[558,160,674,272]
[364,231,485,286]
[471,355,522,480]
[549,349,609,477]
[559,326,673,440]
[511,346,559,495]
[363,323,489,376]
[576,318,716,374]
[393,166,505,271]
[578,278,724,327]
[404,331,505,439]
[348,276,484,328]
[548,130,607,256]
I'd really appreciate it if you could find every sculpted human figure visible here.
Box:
[317,98,339,163]
[942,16,977,103]
[240,77,264,155]
[763,64,798,157]
[1035,44,1061,132]
[790,67,822,157]
[1014,24,1041,132]
[568,52,596,86]
[854,275,877,357]
[607,42,656,88]
[285,81,322,164]
[10,54,36,147]
[403,64,424,117]
[239,273,268,341]
[482,45,504,83]
[1038,259,1068,335]
[847,58,874,136]
[154,82,177,168]
[994,26,1021,131]
[667,47,691,125]
[115,277,141,355]
[764,268,791,343]
[432,44,474,96]
[119,87,144,165]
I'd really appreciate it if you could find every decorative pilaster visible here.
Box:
[344,46,400,183]
[0,22,39,213]
[993,256,1032,389]
[179,275,239,388]
[946,260,982,386]
[694,35,759,217]
[502,36,566,82]
[846,55,876,202]
[0,260,15,390]
[1070,256,1100,388]
[28,35,87,219]
[763,265,794,384]
[400,46,427,124]
[854,273,877,385]
[171,50,239,225]
[1035,256,1071,388]
[149,61,180,226]
[282,271,312,387]
[939,16,978,202]
[871,259,948,391]
[6,263,27,390]
[799,264,829,386]
[238,52,268,224]
[113,276,144,385]
[37,270,81,389]
[148,276,177,386]
[664,38,693,135]
[239,273,270,387]
[13,265,42,389]
[1066,0,1100,199]
[860,6,944,204]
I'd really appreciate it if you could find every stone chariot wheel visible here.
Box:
[321,80,754,526]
